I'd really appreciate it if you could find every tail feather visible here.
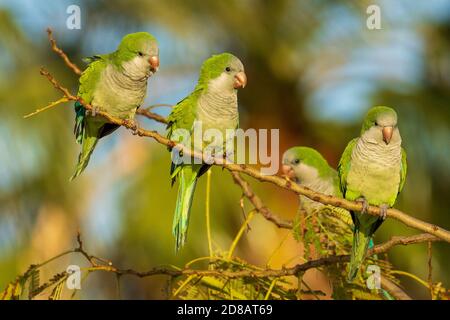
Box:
[347,227,373,282]
[70,120,102,181]
[172,166,199,251]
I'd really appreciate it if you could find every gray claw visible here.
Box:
[379,204,389,220]
[357,197,369,215]
[124,119,139,134]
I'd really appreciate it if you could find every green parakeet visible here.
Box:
[71,32,159,180]
[282,146,395,299]
[282,146,352,224]
[338,106,407,281]
[167,53,247,251]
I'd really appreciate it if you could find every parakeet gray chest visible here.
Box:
[347,137,402,205]
[197,91,239,135]
[300,175,336,212]
[92,62,149,119]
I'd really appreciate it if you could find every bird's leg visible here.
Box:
[379,204,389,220]
[124,117,139,135]
[88,106,100,117]
[356,197,369,215]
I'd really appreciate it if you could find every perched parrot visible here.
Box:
[281,146,352,224]
[338,106,407,281]
[166,53,247,251]
[71,32,159,180]
[282,146,395,299]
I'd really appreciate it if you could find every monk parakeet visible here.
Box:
[282,146,351,224]
[282,146,395,299]
[167,53,247,251]
[71,32,159,180]
[338,106,407,281]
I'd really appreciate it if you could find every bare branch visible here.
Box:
[380,277,412,300]
[231,172,292,229]
[73,233,440,281]
[46,28,82,76]
[370,234,440,255]
[136,108,168,124]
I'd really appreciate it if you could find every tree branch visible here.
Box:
[46,28,82,76]
[42,29,450,244]
[39,67,450,243]
[70,233,439,281]
[231,172,293,229]
[136,108,168,124]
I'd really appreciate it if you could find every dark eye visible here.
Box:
[225,67,231,72]
[293,159,300,165]
[375,121,379,126]
[138,52,143,57]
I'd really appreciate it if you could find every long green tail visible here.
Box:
[347,209,383,282]
[347,225,373,282]
[172,166,199,251]
[70,120,102,181]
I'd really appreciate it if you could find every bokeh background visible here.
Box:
[0,0,449,299]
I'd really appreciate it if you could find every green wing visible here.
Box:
[398,147,407,194]
[337,138,358,197]
[167,89,203,184]
[167,89,202,137]
[74,56,108,145]
[78,55,108,103]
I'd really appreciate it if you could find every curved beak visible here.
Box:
[382,126,393,144]
[233,71,247,89]
[281,164,296,179]
[149,55,159,73]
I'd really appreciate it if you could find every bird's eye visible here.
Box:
[375,121,379,126]
[225,67,231,72]
[293,159,300,165]
[138,52,143,57]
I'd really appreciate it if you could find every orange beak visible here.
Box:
[281,164,296,179]
[149,55,159,72]
[382,126,393,144]
[234,71,247,89]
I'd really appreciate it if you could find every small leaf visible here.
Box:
[49,279,65,300]
[28,268,40,299]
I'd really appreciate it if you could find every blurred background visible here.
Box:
[0,0,449,299]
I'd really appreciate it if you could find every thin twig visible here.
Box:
[70,233,441,279]
[205,170,213,258]
[380,276,412,300]
[136,108,168,124]
[231,172,293,229]
[47,28,82,75]
[428,241,433,299]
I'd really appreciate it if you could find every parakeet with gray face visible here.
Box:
[167,53,247,251]
[338,106,407,281]
[71,32,159,180]
[281,146,352,224]
[282,146,395,299]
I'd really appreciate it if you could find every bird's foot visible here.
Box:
[88,106,99,117]
[379,204,389,220]
[124,119,139,135]
[356,197,369,215]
